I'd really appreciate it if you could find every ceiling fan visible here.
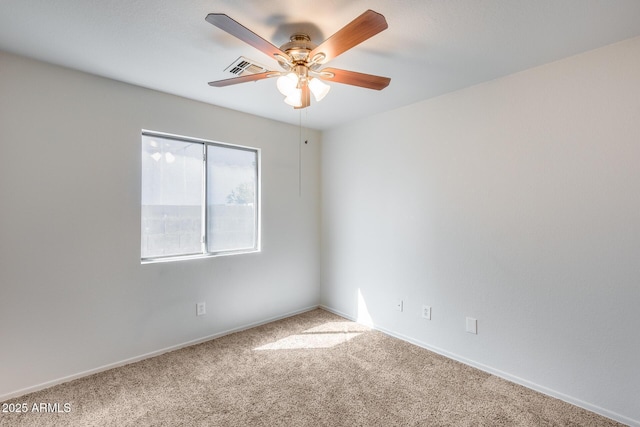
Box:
[205,10,391,109]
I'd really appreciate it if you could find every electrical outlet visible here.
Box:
[422,305,432,320]
[196,302,206,316]
[466,317,477,334]
[395,299,403,312]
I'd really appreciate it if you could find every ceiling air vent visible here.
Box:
[224,56,269,76]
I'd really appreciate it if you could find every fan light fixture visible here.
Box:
[276,73,330,107]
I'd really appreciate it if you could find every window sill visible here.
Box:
[141,249,261,264]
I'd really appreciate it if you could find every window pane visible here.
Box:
[141,135,203,258]
[207,145,257,252]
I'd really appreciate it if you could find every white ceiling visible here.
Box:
[1,0,640,130]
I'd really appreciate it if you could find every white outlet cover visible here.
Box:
[395,299,403,312]
[196,302,206,316]
[466,317,477,334]
[422,305,432,320]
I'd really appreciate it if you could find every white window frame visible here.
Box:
[141,130,261,264]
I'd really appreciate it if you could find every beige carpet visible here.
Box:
[0,309,623,426]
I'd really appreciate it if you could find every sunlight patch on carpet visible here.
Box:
[254,321,366,350]
[254,332,361,350]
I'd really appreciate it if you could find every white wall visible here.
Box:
[0,51,320,399]
[321,36,640,425]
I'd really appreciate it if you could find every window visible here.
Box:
[141,131,259,262]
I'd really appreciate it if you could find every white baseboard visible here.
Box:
[0,305,320,403]
[319,304,638,427]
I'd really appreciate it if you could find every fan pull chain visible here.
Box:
[299,109,302,197]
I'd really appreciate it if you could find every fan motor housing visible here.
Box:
[279,34,317,64]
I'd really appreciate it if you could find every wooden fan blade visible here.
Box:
[309,10,387,64]
[208,72,276,87]
[206,13,289,60]
[319,68,390,90]
[294,84,311,109]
